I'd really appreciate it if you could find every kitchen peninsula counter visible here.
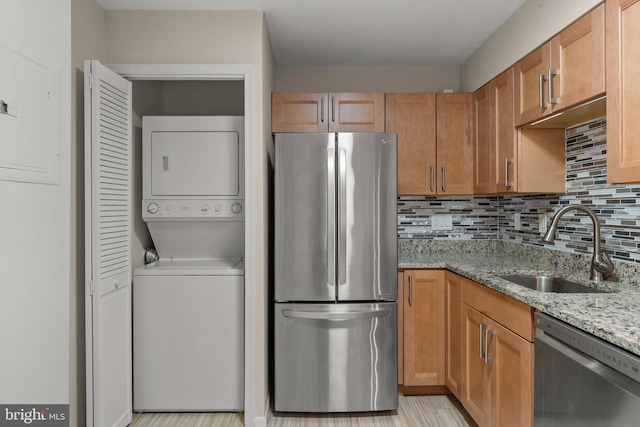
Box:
[398,239,640,357]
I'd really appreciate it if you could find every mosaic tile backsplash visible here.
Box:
[398,116,640,264]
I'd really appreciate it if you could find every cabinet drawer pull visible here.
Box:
[484,327,494,364]
[505,157,513,187]
[548,69,558,105]
[321,97,325,123]
[429,166,434,193]
[331,96,336,122]
[441,166,446,192]
[408,276,413,304]
[539,74,547,108]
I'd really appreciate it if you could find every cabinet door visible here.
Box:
[461,305,490,427]
[386,93,437,195]
[328,93,385,132]
[403,270,445,386]
[514,44,551,126]
[436,93,474,195]
[473,84,493,194]
[271,92,328,132]
[492,68,517,193]
[486,318,534,427]
[550,4,605,112]
[606,0,640,183]
[444,272,462,399]
[397,271,404,385]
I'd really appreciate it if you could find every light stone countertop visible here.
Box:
[398,239,640,357]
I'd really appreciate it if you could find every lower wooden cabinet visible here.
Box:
[402,269,445,386]
[461,279,534,427]
[398,269,534,426]
[445,271,462,399]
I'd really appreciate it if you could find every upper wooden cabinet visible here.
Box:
[474,68,566,195]
[387,93,473,195]
[473,84,492,195]
[386,93,437,195]
[515,4,605,126]
[271,92,385,133]
[436,93,474,195]
[607,0,640,183]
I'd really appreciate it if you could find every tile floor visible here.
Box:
[130,394,476,426]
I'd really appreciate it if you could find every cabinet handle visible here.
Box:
[429,166,435,192]
[479,324,485,359]
[331,96,336,122]
[321,97,325,123]
[441,166,446,192]
[504,157,513,187]
[547,69,558,105]
[408,276,413,304]
[484,328,494,364]
[538,74,547,108]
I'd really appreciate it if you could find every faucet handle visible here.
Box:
[593,251,614,275]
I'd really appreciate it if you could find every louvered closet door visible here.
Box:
[84,60,132,427]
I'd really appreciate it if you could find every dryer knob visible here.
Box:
[147,202,159,214]
[231,202,243,214]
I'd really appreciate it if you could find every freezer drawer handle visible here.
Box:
[282,308,391,320]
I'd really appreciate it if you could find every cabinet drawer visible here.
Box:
[462,278,534,341]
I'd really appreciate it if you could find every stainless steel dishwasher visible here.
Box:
[534,313,640,426]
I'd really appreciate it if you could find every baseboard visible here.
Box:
[399,385,451,396]
[253,394,271,427]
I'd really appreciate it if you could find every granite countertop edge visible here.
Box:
[398,250,640,357]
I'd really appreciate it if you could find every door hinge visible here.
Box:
[88,72,93,90]
[86,279,94,296]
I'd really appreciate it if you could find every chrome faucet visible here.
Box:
[541,205,614,282]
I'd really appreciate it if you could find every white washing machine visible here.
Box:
[133,116,245,412]
[133,258,244,411]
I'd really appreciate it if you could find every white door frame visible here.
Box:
[107,63,256,425]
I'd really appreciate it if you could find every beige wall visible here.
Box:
[460,0,603,92]
[275,66,460,92]
[105,10,275,426]
[70,0,106,426]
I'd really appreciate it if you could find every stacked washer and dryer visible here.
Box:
[133,116,245,412]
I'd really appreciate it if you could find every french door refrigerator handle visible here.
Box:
[338,147,347,286]
[282,308,391,320]
[327,147,336,288]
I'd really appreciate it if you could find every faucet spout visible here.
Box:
[542,205,614,282]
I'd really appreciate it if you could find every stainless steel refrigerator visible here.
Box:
[274,132,398,413]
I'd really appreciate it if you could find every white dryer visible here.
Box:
[133,116,245,412]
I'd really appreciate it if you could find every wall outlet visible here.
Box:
[514,213,521,230]
[432,214,453,231]
[539,213,548,234]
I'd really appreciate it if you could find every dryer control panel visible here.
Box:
[143,199,244,220]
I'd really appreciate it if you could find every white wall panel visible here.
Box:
[0,0,70,404]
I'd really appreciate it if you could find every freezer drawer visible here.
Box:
[275,302,398,413]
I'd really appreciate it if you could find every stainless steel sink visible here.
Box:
[498,275,607,293]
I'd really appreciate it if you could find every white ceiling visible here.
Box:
[95,0,527,67]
